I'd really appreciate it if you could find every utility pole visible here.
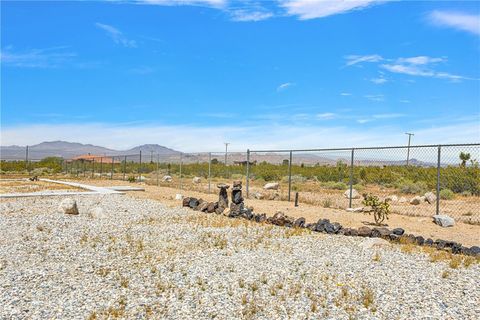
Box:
[405,132,414,165]
[224,142,230,165]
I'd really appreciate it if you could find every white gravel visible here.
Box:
[0,195,479,319]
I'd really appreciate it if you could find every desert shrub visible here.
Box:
[353,183,364,191]
[127,176,136,183]
[281,175,307,183]
[396,179,428,195]
[321,181,347,190]
[461,191,472,197]
[439,189,455,200]
[322,198,333,208]
[231,174,244,180]
[362,193,390,225]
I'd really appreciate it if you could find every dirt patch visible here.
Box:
[74,178,480,247]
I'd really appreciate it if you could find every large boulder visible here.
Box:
[206,202,217,213]
[263,182,279,190]
[293,217,306,228]
[182,197,191,207]
[193,177,201,184]
[162,175,173,182]
[89,206,105,219]
[357,226,372,237]
[343,189,360,199]
[410,196,423,205]
[385,195,398,202]
[432,215,455,227]
[424,192,436,204]
[59,198,79,215]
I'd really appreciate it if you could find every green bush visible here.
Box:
[396,179,428,195]
[127,176,136,183]
[281,175,307,183]
[321,181,348,190]
[439,188,455,200]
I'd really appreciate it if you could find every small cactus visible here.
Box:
[362,193,390,225]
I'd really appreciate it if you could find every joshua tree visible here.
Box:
[459,152,471,167]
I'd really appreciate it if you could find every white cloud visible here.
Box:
[428,10,480,35]
[400,99,410,103]
[372,113,404,119]
[370,77,387,84]
[316,112,336,120]
[95,23,137,48]
[0,46,76,68]
[340,92,352,96]
[281,0,383,20]
[396,56,445,65]
[381,63,470,81]
[344,54,383,66]
[2,120,477,151]
[277,82,294,91]
[230,9,273,22]
[364,94,384,102]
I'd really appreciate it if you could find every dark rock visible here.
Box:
[435,239,447,250]
[241,209,254,220]
[425,238,434,246]
[270,212,294,227]
[255,213,267,223]
[217,184,230,208]
[182,197,191,207]
[357,226,371,237]
[315,219,330,233]
[337,228,346,235]
[193,199,204,211]
[293,217,306,228]
[371,227,390,238]
[232,190,244,205]
[306,223,317,231]
[389,234,400,241]
[215,206,225,215]
[415,236,425,246]
[451,243,462,254]
[198,202,209,212]
[206,202,217,213]
[392,228,405,236]
[325,223,335,234]
[349,229,358,237]
[470,246,480,256]
[285,223,293,228]
[188,198,199,209]
[229,202,244,216]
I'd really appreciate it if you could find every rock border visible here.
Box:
[182,196,480,257]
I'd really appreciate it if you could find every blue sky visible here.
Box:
[1,0,479,151]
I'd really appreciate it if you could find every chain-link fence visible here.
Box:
[246,144,479,223]
[1,143,478,223]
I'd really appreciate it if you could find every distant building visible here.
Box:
[69,154,120,164]
[233,160,257,166]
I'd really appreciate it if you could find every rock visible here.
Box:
[415,236,425,246]
[385,195,398,202]
[232,180,242,189]
[253,192,264,200]
[435,239,447,250]
[392,228,405,236]
[175,194,183,200]
[215,206,225,215]
[263,182,279,190]
[425,238,434,246]
[315,219,330,233]
[469,246,480,256]
[293,217,306,228]
[206,202,217,213]
[343,189,360,199]
[182,197,191,207]
[349,229,358,237]
[357,226,372,237]
[89,207,105,219]
[188,198,199,209]
[58,198,79,215]
[138,175,146,182]
[198,202,209,212]
[331,222,343,234]
[398,197,407,203]
[162,175,173,182]
[424,192,436,204]
[229,202,244,217]
[410,196,423,205]
[389,234,400,241]
[267,192,281,201]
[432,215,455,227]
[254,213,266,223]
[217,184,230,208]
[346,207,363,213]
[305,223,316,231]
[193,177,201,184]
[359,238,391,250]
[270,211,294,226]
[371,227,391,238]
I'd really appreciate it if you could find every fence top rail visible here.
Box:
[249,143,480,153]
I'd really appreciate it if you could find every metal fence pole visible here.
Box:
[436,145,441,215]
[156,154,159,186]
[179,153,183,190]
[25,145,29,172]
[139,151,142,181]
[111,156,114,180]
[83,160,86,177]
[208,152,212,193]
[92,160,95,178]
[246,149,250,198]
[100,158,103,177]
[348,148,355,208]
[288,150,293,202]
[76,160,79,177]
[123,156,127,181]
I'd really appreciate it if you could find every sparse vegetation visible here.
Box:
[362,193,390,225]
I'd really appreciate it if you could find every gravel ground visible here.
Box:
[0,195,479,319]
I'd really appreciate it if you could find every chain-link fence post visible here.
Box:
[288,150,293,202]
[348,148,355,208]
[111,156,114,180]
[436,145,441,215]
[25,145,29,172]
[208,152,212,193]
[91,159,95,178]
[156,154,159,186]
[83,160,86,177]
[139,151,142,181]
[100,158,103,177]
[179,153,183,190]
[246,149,250,198]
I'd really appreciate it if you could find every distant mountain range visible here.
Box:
[0,141,179,160]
